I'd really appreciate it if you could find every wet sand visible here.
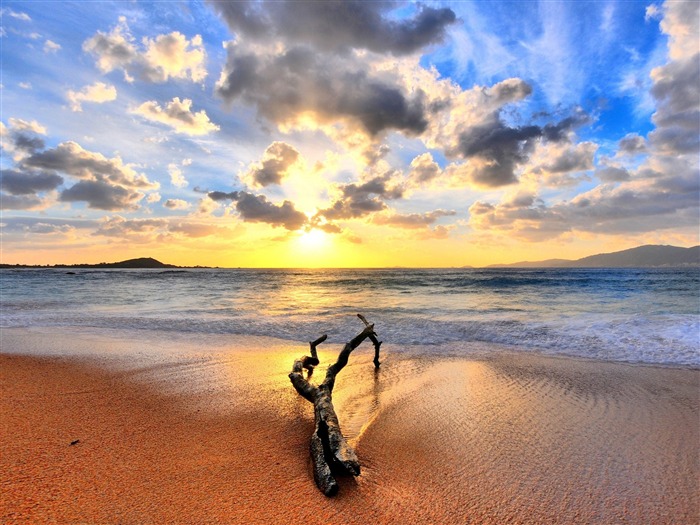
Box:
[1,328,698,524]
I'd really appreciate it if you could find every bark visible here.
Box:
[289,315,382,496]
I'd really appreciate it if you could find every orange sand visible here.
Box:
[1,328,698,524]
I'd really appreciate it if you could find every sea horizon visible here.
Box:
[3,266,698,367]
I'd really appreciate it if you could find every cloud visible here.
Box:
[216,42,428,138]
[0,193,47,210]
[0,8,31,21]
[649,57,700,154]
[1,118,46,160]
[646,2,700,156]
[241,141,300,187]
[210,1,456,56]
[657,1,700,61]
[372,209,456,229]
[0,169,63,195]
[146,192,161,203]
[523,140,597,187]
[43,40,61,53]
[83,17,206,83]
[168,163,188,188]
[143,32,206,83]
[407,152,441,187]
[315,172,404,221]
[15,140,158,211]
[133,97,219,135]
[449,108,589,188]
[617,133,647,156]
[66,82,117,112]
[163,198,190,210]
[468,153,699,240]
[23,141,157,189]
[59,179,144,211]
[207,190,307,230]
[16,222,75,235]
[466,1,697,242]
[95,215,168,237]
[595,165,630,183]
[91,215,236,241]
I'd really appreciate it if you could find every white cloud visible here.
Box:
[43,40,61,53]
[1,8,31,21]
[142,32,206,83]
[66,82,117,112]
[146,192,162,203]
[83,18,207,84]
[163,198,191,210]
[168,163,188,188]
[132,97,219,135]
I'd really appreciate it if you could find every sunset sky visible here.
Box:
[1,0,698,267]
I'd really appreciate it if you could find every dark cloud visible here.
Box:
[1,169,63,195]
[210,1,456,56]
[316,174,404,220]
[649,54,700,154]
[245,141,300,187]
[60,180,143,211]
[1,121,46,159]
[595,166,630,183]
[0,193,44,210]
[456,122,541,187]
[23,142,157,189]
[207,190,307,230]
[469,159,699,240]
[372,209,456,229]
[454,110,588,187]
[487,79,533,105]
[618,133,647,155]
[216,43,428,137]
[12,133,45,154]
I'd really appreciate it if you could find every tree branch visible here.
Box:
[288,315,382,495]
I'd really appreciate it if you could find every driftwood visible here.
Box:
[288,314,382,496]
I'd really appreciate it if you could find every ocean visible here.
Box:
[1,267,698,366]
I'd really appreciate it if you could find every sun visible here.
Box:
[298,228,328,250]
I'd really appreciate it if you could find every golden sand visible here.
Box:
[1,329,698,524]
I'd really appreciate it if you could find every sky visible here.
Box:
[0,0,698,267]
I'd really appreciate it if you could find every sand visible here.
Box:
[1,327,698,524]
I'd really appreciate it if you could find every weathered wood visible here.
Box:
[288,316,381,496]
[357,314,382,368]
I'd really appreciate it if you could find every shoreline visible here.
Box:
[2,325,698,371]
[1,328,698,524]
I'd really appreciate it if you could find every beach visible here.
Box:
[1,327,698,524]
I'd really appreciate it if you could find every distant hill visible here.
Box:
[0,257,178,269]
[487,245,700,268]
[487,258,571,269]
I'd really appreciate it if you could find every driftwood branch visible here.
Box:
[288,315,382,496]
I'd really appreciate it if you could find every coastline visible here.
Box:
[1,327,698,524]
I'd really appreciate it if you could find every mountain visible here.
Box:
[487,245,700,268]
[488,258,571,269]
[0,257,178,269]
[74,257,178,269]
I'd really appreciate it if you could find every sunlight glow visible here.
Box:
[298,228,328,250]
